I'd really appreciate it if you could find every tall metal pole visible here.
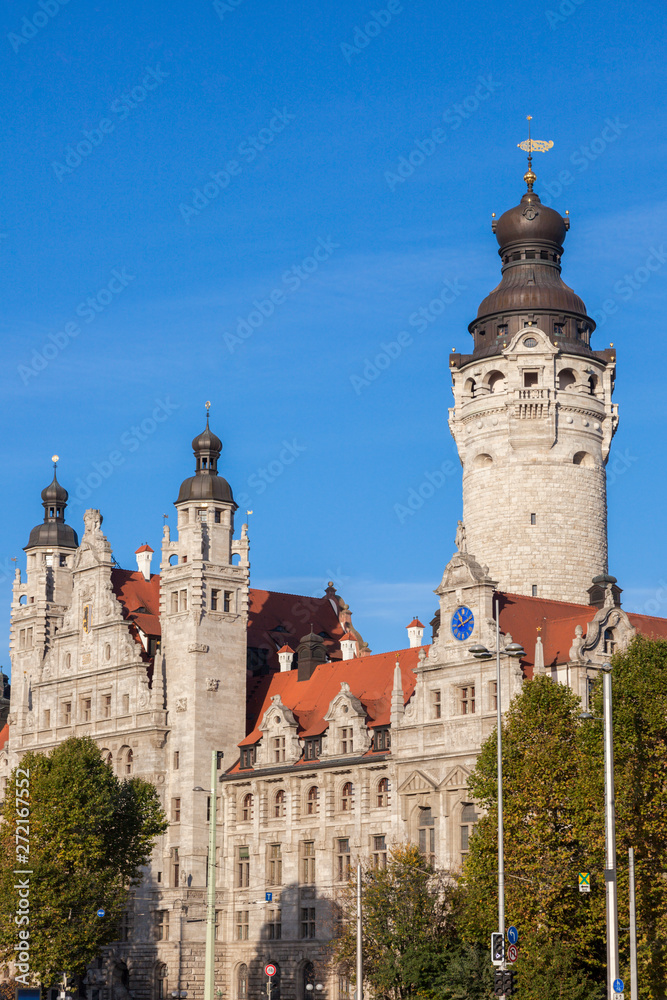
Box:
[603,667,619,998]
[629,847,638,1000]
[356,863,363,1000]
[495,598,505,952]
[204,750,217,1000]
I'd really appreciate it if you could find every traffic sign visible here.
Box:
[266,892,272,902]
[265,965,277,978]
[507,926,518,945]
[578,872,591,893]
[613,994,624,1000]
[507,944,518,963]
[613,980,624,994]
[96,908,105,918]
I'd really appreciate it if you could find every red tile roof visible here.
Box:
[247,587,352,671]
[135,543,154,553]
[111,569,161,636]
[277,644,294,654]
[239,645,426,747]
[407,618,425,629]
[0,723,9,751]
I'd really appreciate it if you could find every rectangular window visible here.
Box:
[301,841,315,884]
[173,751,180,770]
[341,727,353,754]
[210,589,219,611]
[337,838,350,881]
[267,908,281,940]
[198,508,207,523]
[82,698,91,722]
[304,738,321,760]
[372,835,387,869]
[156,910,169,941]
[489,680,498,712]
[236,910,249,941]
[418,809,436,865]
[460,803,478,854]
[172,798,181,823]
[62,701,72,726]
[118,910,133,943]
[179,590,188,612]
[214,510,221,523]
[431,689,442,719]
[273,736,286,762]
[237,846,250,887]
[224,591,232,613]
[171,591,179,613]
[532,584,538,597]
[43,708,50,728]
[122,693,130,714]
[172,847,180,887]
[268,844,282,885]
[530,513,537,525]
[103,694,112,718]
[523,371,538,388]
[300,907,316,939]
[374,728,391,751]
[461,686,475,715]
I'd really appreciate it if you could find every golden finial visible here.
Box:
[517,115,554,192]
[52,454,59,464]
[205,400,211,411]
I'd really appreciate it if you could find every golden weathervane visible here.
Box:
[517,116,554,191]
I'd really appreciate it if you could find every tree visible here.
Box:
[461,641,667,1000]
[331,843,480,1000]
[0,736,168,986]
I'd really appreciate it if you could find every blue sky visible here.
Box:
[2,0,667,677]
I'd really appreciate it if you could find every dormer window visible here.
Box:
[240,747,256,769]
[374,727,391,752]
[303,737,321,761]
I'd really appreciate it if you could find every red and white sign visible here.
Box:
[265,965,277,978]
[507,945,518,963]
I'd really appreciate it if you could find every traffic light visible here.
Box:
[493,971,504,997]
[502,971,516,996]
[491,932,504,965]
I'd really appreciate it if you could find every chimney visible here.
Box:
[406,617,425,648]
[340,633,358,661]
[135,544,154,581]
[277,645,294,672]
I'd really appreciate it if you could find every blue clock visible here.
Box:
[451,606,474,641]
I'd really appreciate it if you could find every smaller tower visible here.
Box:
[406,618,425,648]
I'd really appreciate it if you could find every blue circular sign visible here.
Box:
[97,908,105,918]
[613,980,624,994]
[507,926,518,945]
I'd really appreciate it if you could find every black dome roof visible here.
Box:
[41,473,68,504]
[25,463,78,550]
[494,190,567,249]
[175,413,236,508]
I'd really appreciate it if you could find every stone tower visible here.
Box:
[448,166,619,604]
[159,412,249,887]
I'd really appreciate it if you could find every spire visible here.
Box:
[534,632,545,676]
[517,115,554,193]
[175,405,235,506]
[25,457,79,551]
[390,659,404,725]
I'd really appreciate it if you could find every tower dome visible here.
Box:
[25,459,78,550]
[176,411,236,505]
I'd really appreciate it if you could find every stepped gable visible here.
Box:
[238,644,426,752]
[111,568,161,637]
[247,587,351,671]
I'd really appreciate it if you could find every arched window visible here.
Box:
[65,652,71,669]
[307,786,319,815]
[557,368,576,390]
[237,964,248,1000]
[125,748,133,775]
[156,964,168,1000]
[464,377,476,396]
[487,370,505,393]
[418,806,435,864]
[377,777,390,807]
[302,962,315,1000]
[337,971,351,1000]
[274,789,286,818]
[573,451,595,468]
[588,374,598,395]
[603,628,616,655]
[472,453,493,469]
[341,782,353,812]
[242,793,253,821]
[104,643,111,661]
[460,802,478,853]
[102,750,112,768]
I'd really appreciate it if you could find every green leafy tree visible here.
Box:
[461,641,667,1000]
[0,736,167,986]
[332,843,486,1000]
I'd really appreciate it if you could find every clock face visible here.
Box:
[451,606,474,641]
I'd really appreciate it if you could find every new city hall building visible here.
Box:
[2,169,664,1000]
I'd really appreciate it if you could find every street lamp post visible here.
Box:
[194,750,223,1000]
[470,597,524,984]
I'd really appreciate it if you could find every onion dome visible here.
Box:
[468,167,595,356]
[25,458,79,550]
[176,409,236,506]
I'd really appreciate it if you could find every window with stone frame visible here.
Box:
[62,701,72,726]
[341,781,354,812]
[172,847,180,887]
[118,908,133,942]
[156,963,168,1000]
[300,906,316,939]
[179,589,188,612]
[268,843,282,885]
[336,838,351,881]
[273,736,286,762]
[237,846,250,887]
[340,727,353,754]
[301,841,315,884]
[431,689,442,719]
[460,685,475,715]
[242,793,253,821]
[489,680,497,712]
[372,835,387,869]
[603,628,617,655]
[102,693,112,718]
[267,907,282,939]
[237,965,248,999]
[460,802,479,853]
[171,797,181,822]
[224,591,233,612]
[376,777,390,807]
[156,910,169,941]
[240,747,256,769]
[82,697,92,722]
[274,788,286,817]
[418,807,435,865]
[236,910,249,941]
[303,737,321,760]
[306,785,319,815]
[171,591,179,613]
[338,972,351,1000]
[210,589,219,611]
[374,727,391,751]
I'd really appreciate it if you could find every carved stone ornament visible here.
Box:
[188,642,209,653]
[175,697,188,712]
[206,677,219,691]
